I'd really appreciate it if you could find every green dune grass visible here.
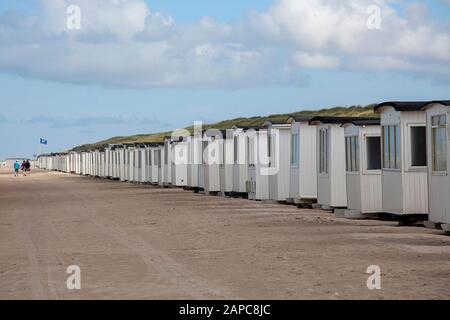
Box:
[72,104,377,151]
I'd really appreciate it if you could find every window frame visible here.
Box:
[408,124,427,170]
[364,134,382,173]
[319,128,329,175]
[431,114,447,174]
[345,135,360,173]
[382,125,400,171]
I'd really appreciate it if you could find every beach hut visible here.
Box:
[132,144,145,183]
[342,119,382,218]
[264,121,292,202]
[246,127,270,201]
[187,135,202,191]
[200,129,226,195]
[144,145,151,182]
[126,145,135,182]
[161,137,173,187]
[171,138,188,187]
[107,146,116,179]
[100,149,106,178]
[158,142,166,186]
[374,102,429,222]
[217,129,234,196]
[421,100,450,232]
[105,146,112,178]
[231,126,254,196]
[149,143,163,184]
[309,116,376,209]
[118,146,127,182]
[286,115,317,205]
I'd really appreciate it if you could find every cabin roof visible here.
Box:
[309,116,377,125]
[421,100,450,110]
[374,101,428,113]
[262,121,291,129]
[341,119,381,127]
[231,125,261,130]
[286,115,316,123]
[203,129,233,138]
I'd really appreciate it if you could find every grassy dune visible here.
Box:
[72,104,377,151]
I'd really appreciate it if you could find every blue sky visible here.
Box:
[0,0,449,160]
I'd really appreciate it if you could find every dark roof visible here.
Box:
[374,101,428,113]
[421,100,450,110]
[264,120,287,126]
[309,116,378,125]
[232,125,261,130]
[341,119,381,127]
[203,129,232,138]
[286,115,316,123]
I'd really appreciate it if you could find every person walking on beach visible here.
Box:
[25,160,31,175]
[21,160,26,176]
[14,161,20,177]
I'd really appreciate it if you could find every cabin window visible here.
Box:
[432,115,447,172]
[345,136,359,172]
[319,128,328,174]
[382,125,400,169]
[291,134,299,166]
[234,136,238,164]
[366,136,381,170]
[148,150,152,166]
[410,126,427,167]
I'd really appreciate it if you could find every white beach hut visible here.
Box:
[309,116,377,209]
[342,119,382,218]
[231,126,253,197]
[171,138,188,187]
[187,135,202,191]
[219,129,234,196]
[374,102,429,222]
[264,121,292,202]
[149,143,163,184]
[286,115,317,205]
[200,129,225,195]
[126,145,135,182]
[133,144,145,183]
[246,127,270,201]
[161,137,173,187]
[421,100,450,232]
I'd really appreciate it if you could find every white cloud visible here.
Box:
[0,0,449,88]
[293,51,340,69]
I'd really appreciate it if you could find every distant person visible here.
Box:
[14,161,20,177]
[21,160,26,176]
[25,160,31,175]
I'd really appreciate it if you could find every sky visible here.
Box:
[0,0,449,160]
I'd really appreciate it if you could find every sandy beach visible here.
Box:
[0,168,449,300]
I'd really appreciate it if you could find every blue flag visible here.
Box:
[40,138,48,145]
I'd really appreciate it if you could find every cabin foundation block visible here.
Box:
[424,221,442,230]
[333,208,346,218]
[344,209,366,220]
[441,224,450,234]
